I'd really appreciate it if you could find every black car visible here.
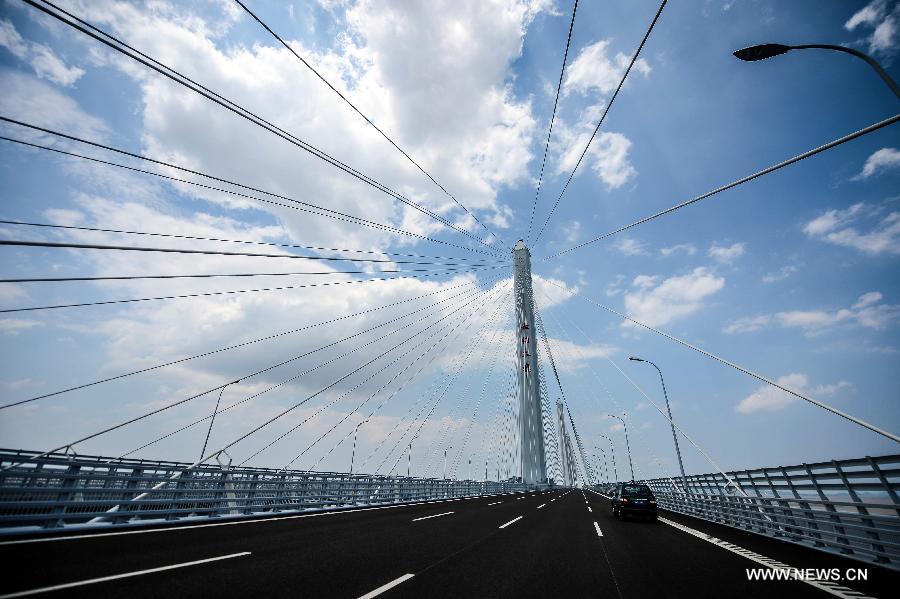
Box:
[610,482,658,521]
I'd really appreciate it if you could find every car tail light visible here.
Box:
[649,500,656,504]
[621,498,629,504]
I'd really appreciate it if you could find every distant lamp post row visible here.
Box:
[733,42,900,99]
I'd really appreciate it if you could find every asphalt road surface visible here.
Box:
[1,488,897,598]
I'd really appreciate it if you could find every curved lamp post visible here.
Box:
[608,413,634,481]
[200,379,240,461]
[629,356,688,492]
[597,433,618,483]
[733,43,900,99]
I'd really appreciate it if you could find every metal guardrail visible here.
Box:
[638,454,900,570]
[0,449,534,532]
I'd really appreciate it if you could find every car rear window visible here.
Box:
[622,485,653,498]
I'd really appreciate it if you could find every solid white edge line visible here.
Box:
[356,573,415,599]
[594,522,602,537]
[411,511,454,522]
[659,518,875,599]
[498,516,523,529]
[537,503,546,509]
[487,501,502,506]
[587,507,592,513]
[0,552,251,599]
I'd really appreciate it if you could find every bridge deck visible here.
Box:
[1,489,896,598]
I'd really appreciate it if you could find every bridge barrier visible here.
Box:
[637,454,900,570]
[0,449,534,533]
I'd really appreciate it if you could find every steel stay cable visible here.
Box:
[195,281,510,474]
[355,301,487,471]
[0,218,501,262]
[421,325,504,479]
[238,280,505,468]
[535,308,591,483]
[234,0,508,250]
[542,112,900,259]
[0,264,503,313]
[0,239,491,266]
[353,278,509,473]
[544,279,900,444]
[479,357,517,480]
[536,289,751,495]
[0,279,480,410]
[4,281,487,470]
[416,299,509,478]
[381,295,508,475]
[449,314,513,477]
[472,334,517,476]
[525,0,579,242]
[117,283,492,460]
[24,0,500,254]
[532,0,667,246]
[0,266,488,284]
[356,351,456,471]
[299,282,512,473]
[0,132,495,256]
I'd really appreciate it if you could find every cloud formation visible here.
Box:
[735,373,850,414]
[803,203,900,255]
[623,267,725,328]
[724,291,900,335]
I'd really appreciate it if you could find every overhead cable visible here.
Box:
[234,0,508,250]
[543,113,900,259]
[24,0,500,254]
[532,0,667,246]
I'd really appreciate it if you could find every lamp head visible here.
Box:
[733,43,791,61]
[628,356,643,362]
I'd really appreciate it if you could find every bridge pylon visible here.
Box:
[513,240,547,484]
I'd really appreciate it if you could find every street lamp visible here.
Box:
[200,379,240,461]
[350,419,368,475]
[595,446,609,485]
[597,434,618,483]
[608,413,634,481]
[444,446,452,480]
[733,43,900,99]
[629,356,688,492]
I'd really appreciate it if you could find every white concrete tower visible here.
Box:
[513,240,547,484]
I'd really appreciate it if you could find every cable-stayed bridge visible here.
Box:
[1,0,899,598]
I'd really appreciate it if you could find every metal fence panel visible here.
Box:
[636,454,900,570]
[0,449,534,533]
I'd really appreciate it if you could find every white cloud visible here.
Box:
[552,117,637,190]
[803,203,900,255]
[736,373,851,414]
[0,318,43,336]
[762,265,798,284]
[845,0,900,55]
[724,291,900,335]
[605,274,625,297]
[0,70,107,141]
[613,237,647,256]
[723,315,771,334]
[563,220,581,243]
[0,19,84,86]
[854,147,900,179]
[563,39,650,97]
[660,243,696,257]
[708,242,745,264]
[623,267,725,328]
[51,0,549,257]
[587,131,637,189]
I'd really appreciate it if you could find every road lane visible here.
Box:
[1,488,894,598]
[0,490,554,598]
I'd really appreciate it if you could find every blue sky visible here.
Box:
[0,0,898,481]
